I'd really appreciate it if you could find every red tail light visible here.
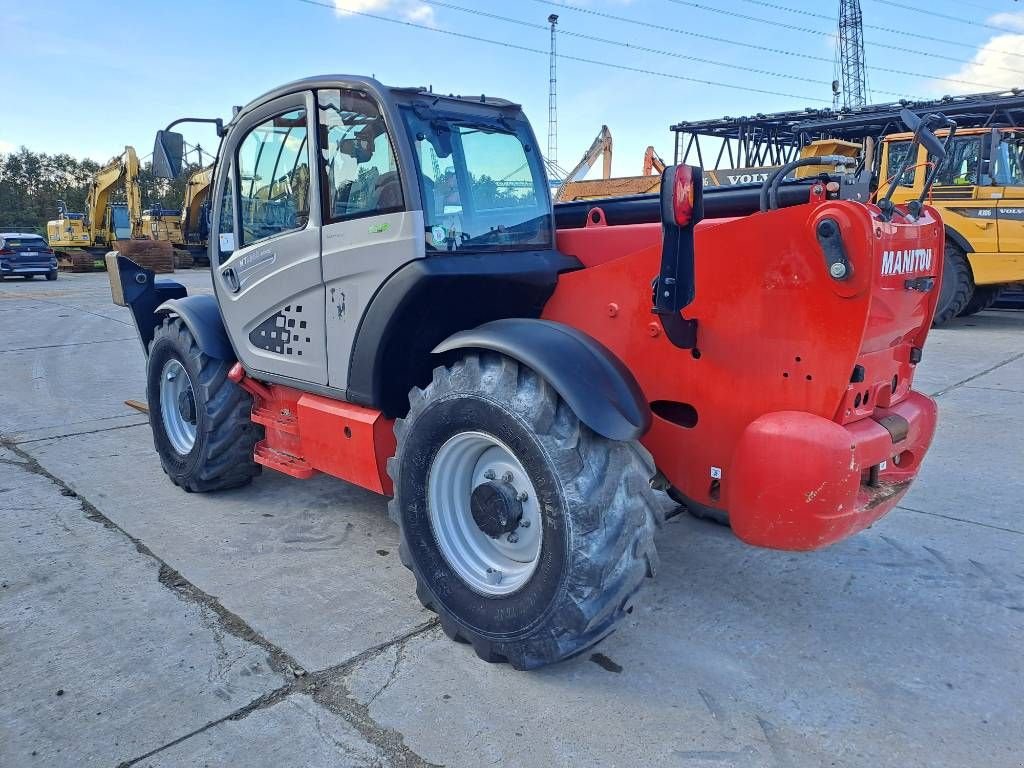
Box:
[672,165,696,226]
[0,248,12,256]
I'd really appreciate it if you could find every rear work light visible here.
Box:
[672,165,696,226]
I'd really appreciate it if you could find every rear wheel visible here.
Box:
[933,244,973,326]
[958,284,1003,317]
[389,353,663,670]
[147,317,261,492]
[46,270,58,281]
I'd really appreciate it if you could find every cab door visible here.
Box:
[211,91,329,386]
[314,88,423,390]
[993,130,1024,254]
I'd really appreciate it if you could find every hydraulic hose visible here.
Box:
[759,155,854,212]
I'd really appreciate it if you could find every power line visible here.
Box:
[293,0,828,102]
[736,0,1024,62]
[536,0,1009,91]
[867,0,1024,33]
[424,0,835,89]
[667,0,1024,76]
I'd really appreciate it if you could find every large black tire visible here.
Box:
[45,270,58,281]
[388,353,663,670]
[958,285,1003,317]
[933,244,974,326]
[147,317,261,492]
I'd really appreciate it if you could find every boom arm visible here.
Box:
[181,165,213,237]
[564,125,613,183]
[86,146,142,239]
[643,146,666,176]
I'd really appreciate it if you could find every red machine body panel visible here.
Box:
[229,364,395,495]
[547,201,943,550]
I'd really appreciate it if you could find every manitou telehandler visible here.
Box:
[108,76,946,669]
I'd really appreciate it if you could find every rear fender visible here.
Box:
[155,295,235,360]
[433,318,651,442]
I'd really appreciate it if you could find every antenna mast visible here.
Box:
[836,0,868,109]
[548,14,559,171]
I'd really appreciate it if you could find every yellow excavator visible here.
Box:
[181,165,212,251]
[47,145,175,272]
[47,146,143,266]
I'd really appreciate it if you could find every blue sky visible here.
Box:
[1,0,1021,177]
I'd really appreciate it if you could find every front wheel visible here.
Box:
[389,353,663,670]
[147,317,261,492]
[933,244,974,326]
[958,284,1002,317]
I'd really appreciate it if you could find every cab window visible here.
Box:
[402,108,552,252]
[935,136,982,187]
[885,141,918,187]
[993,132,1024,186]
[216,162,235,264]
[236,109,311,246]
[317,89,403,222]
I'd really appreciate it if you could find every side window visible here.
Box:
[216,163,235,264]
[885,141,918,187]
[935,137,982,187]
[236,108,310,246]
[318,89,403,222]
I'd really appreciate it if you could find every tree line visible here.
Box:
[0,147,197,233]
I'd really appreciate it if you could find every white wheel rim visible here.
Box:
[160,359,197,455]
[427,431,543,596]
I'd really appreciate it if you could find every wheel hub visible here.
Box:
[177,389,197,424]
[427,431,544,596]
[470,480,524,538]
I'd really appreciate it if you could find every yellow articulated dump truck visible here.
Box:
[672,89,1024,325]
[878,126,1024,320]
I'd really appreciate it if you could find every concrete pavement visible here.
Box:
[1,271,1021,767]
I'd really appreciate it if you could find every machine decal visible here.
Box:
[881,248,933,276]
[249,304,312,357]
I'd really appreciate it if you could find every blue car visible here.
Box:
[0,233,58,280]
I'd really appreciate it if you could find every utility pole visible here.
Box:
[548,14,559,172]
[836,0,868,109]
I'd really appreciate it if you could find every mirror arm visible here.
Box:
[912,118,958,217]
[164,117,227,138]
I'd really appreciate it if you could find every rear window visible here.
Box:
[1,237,48,250]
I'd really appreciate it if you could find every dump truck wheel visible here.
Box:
[147,317,261,492]
[958,285,1003,317]
[388,352,663,670]
[933,245,973,326]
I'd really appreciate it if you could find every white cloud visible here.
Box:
[0,139,15,155]
[333,0,435,24]
[988,12,1024,33]
[933,12,1024,94]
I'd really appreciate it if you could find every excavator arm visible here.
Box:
[86,146,142,241]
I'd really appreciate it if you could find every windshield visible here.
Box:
[993,132,1024,186]
[401,108,552,252]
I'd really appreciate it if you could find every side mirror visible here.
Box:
[153,130,185,179]
[899,108,945,161]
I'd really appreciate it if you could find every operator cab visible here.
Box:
[149,76,563,410]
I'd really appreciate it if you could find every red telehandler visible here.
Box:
[108,77,947,669]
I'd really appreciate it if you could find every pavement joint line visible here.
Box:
[29,297,133,326]
[10,420,150,445]
[896,504,1024,536]
[931,351,1024,398]
[963,385,1024,395]
[0,336,139,354]
[1,436,440,768]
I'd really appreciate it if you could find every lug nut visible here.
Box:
[486,567,502,584]
[502,471,513,483]
[516,490,528,502]
[484,469,496,480]
[519,519,531,528]
[506,533,519,544]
